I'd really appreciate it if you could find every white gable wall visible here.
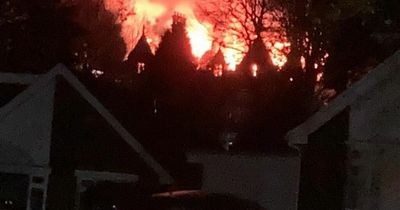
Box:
[284,51,400,210]
[0,65,173,184]
[0,79,55,167]
[346,67,400,210]
[350,68,400,143]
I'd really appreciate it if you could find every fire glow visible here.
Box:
[104,0,291,70]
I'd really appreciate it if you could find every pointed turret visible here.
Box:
[210,49,226,67]
[239,37,275,77]
[208,49,226,77]
[126,29,154,74]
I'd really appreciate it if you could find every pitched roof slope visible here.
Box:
[286,50,400,146]
[0,64,173,184]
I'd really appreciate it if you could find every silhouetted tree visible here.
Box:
[199,0,286,73]
[323,17,381,93]
[69,0,126,77]
[145,13,199,174]
[283,0,399,96]
[321,0,400,93]
[0,0,80,73]
[199,0,284,49]
[151,13,196,100]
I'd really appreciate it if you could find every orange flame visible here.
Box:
[103,0,291,69]
[269,42,291,68]
[174,5,213,59]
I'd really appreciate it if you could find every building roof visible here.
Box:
[0,64,173,185]
[126,33,154,63]
[209,49,226,66]
[239,37,274,72]
[285,50,400,147]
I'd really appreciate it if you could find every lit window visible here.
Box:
[137,62,145,74]
[251,63,258,77]
[213,64,223,77]
[153,99,158,114]
[216,64,223,71]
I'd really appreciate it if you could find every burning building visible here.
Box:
[103,0,292,73]
[238,36,276,77]
[207,49,226,77]
[125,29,154,75]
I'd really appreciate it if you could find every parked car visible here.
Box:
[147,190,265,210]
[82,188,265,210]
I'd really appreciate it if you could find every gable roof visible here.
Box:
[127,33,154,63]
[286,50,400,147]
[239,36,274,71]
[209,49,226,66]
[0,64,173,185]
